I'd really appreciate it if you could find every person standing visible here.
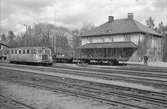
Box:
[144,55,148,65]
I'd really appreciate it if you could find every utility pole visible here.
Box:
[24,24,28,46]
[53,35,55,54]
[53,31,58,55]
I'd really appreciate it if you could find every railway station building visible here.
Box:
[80,13,162,62]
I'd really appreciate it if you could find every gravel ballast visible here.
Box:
[0,80,114,109]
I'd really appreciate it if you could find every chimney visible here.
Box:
[128,13,134,20]
[108,16,114,23]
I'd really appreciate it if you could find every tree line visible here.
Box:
[145,17,167,61]
[0,23,95,58]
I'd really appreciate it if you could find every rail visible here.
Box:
[0,94,36,109]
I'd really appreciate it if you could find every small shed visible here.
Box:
[0,41,9,61]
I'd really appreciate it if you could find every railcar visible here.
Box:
[8,47,53,65]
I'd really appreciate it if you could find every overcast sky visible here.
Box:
[0,0,167,33]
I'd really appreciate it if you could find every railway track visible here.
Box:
[54,64,167,78]
[47,67,167,82]
[1,62,167,75]
[1,63,167,89]
[0,94,36,109]
[30,77,167,105]
[1,79,164,109]
[1,69,167,109]
[1,63,167,79]
[1,66,167,96]
[54,62,167,73]
[1,64,167,92]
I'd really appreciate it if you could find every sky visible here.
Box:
[0,0,167,33]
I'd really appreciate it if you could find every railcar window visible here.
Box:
[27,49,30,54]
[15,50,17,54]
[45,50,50,54]
[31,49,36,54]
[19,50,21,54]
[23,50,25,54]
[11,50,13,54]
[38,49,43,54]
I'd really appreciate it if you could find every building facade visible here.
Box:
[80,13,162,62]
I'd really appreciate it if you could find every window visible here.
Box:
[38,49,43,54]
[31,49,36,54]
[101,38,105,42]
[15,50,17,54]
[6,50,9,54]
[45,50,50,55]
[19,50,21,54]
[111,37,114,42]
[89,38,93,43]
[23,50,25,54]
[27,49,30,54]
[11,50,14,54]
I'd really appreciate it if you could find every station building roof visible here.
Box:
[81,14,162,37]
[80,41,137,49]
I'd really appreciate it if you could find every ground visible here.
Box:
[0,80,115,109]
[126,61,167,67]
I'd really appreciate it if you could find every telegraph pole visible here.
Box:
[24,24,28,46]
[53,35,55,55]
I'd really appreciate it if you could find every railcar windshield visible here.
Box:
[38,49,43,54]
[31,49,36,54]
[45,49,51,55]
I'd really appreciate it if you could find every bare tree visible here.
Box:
[71,30,81,57]
[7,31,17,47]
[160,25,167,61]
[0,33,7,42]
[146,17,155,29]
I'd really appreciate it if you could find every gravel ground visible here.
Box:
[126,61,167,67]
[0,80,115,109]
